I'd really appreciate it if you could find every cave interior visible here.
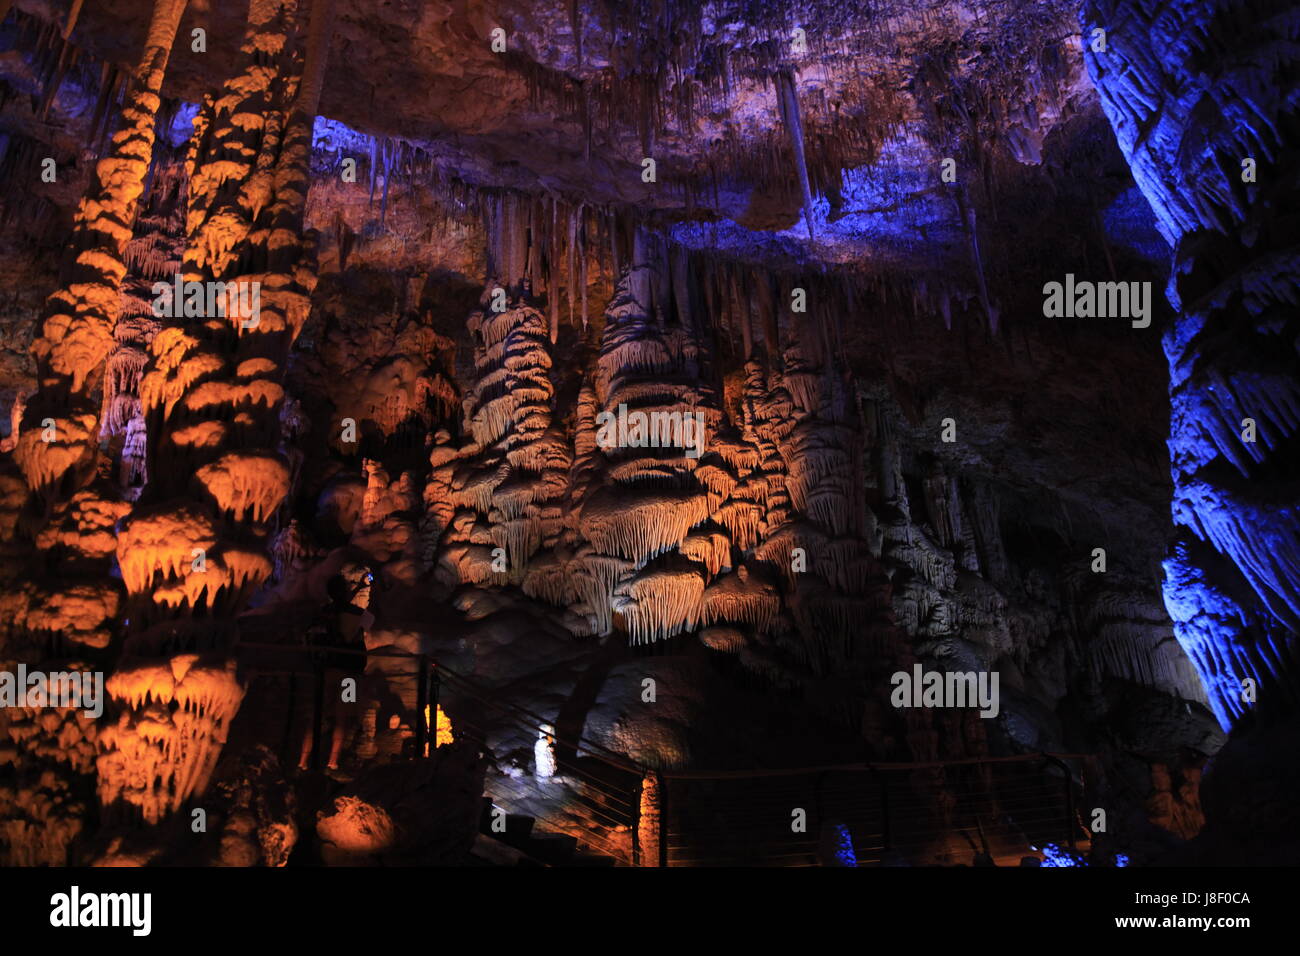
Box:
[0,0,1297,868]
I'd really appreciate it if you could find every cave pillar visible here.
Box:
[14,0,189,501]
[1081,0,1300,730]
[0,0,189,863]
[99,0,336,824]
[121,0,334,640]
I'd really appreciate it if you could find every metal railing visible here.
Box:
[230,622,1090,866]
[656,753,1090,866]
[432,663,644,865]
[230,626,647,864]
[231,620,450,764]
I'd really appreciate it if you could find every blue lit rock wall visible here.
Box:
[1081,0,1300,729]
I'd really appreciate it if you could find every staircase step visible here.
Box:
[525,832,578,864]
[478,803,537,841]
[567,853,618,867]
[470,833,545,867]
[483,814,539,854]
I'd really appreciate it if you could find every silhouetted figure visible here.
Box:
[299,562,375,772]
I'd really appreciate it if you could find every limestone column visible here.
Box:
[1081,0,1300,729]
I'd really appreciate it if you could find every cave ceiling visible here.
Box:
[12,0,1124,268]
[0,0,1177,570]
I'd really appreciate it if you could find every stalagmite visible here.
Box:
[130,0,330,580]
[17,0,189,498]
[61,0,85,40]
[435,279,568,589]
[97,0,338,826]
[638,773,661,866]
[3,8,194,850]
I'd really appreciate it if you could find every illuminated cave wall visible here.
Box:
[1081,0,1300,730]
[1,0,1284,865]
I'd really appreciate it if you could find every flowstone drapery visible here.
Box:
[1082,0,1300,730]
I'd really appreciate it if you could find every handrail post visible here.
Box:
[415,654,429,759]
[310,662,325,772]
[879,769,892,854]
[632,777,642,867]
[1043,754,1075,850]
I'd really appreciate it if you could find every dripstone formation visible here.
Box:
[0,0,1294,867]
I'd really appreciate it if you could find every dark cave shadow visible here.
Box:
[551,636,628,767]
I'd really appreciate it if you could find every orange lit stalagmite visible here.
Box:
[122,0,327,633]
[2,0,188,653]
[0,0,189,867]
[0,485,123,861]
[101,0,337,823]
[103,160,191,493]
[14,0,188,501]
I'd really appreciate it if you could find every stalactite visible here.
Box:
[95,656,244,824]
[61,0,84,39]
[776,70,817,241]
[566,205,577,331]
[579,205,589,330]
[368,135,378,208]
[955,189,997,333]
[36,36,72,121]
[380,139,393,225]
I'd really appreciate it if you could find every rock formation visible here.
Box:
[0,0,1289,870]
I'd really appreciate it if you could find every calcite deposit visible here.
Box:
[0,0,1294,870]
